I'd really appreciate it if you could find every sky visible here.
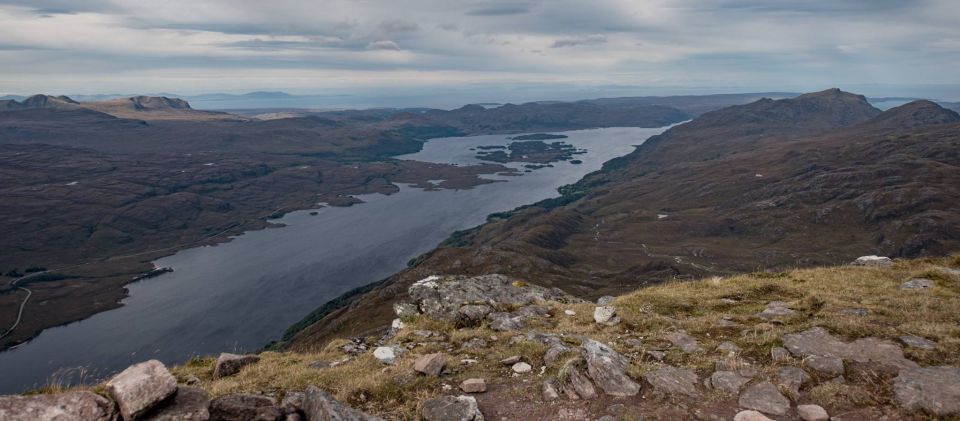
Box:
[1,0,959,105]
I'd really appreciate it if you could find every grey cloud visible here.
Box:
[436,23,459,31]
[379,19,419,33]
[551,35,606,48]
[466,4,531,16]
[366,40,401,50]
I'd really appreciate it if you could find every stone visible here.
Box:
[851,255,893,267]
[581,339,640,396]
[738,381,791,416]
[421,395,484,421]
[512,362,532,374]
[733,410,774,421]
[665,331,703,353]
[0,391,115,421]
[607,403,626,415]
[141,386,210,421]
[373,346,397,365]
[646,350,667,361]
[308,361,331,369]
[458,305,493,324]
[393,302,419,319]
[280,392,305,415]
[900,278,935,290]
[567,367,598,400]
[716,341,741,354]
[106,359,178,421]
[414,353,447,376]
[893,366,960,416]
[564,309,576,316]
[644,366,699,397]
[771,347,791,362]
[214,353,261,378]
[542,381,560,401]
[460,378,486,393]
[777,366,811,400]
[593,306,620,325]
[598,416,616,421]
[900,335,937,350]
[597,296,616,306]
[781,327,918,372]
[302,386,382,421]
[797,404,829,421]
[544,345,572,365]
[391,318,405,331]
[209,394,282,421]
[805,355,845,377]
[459,338,488,350]
[408,274,579,321]
[757,301,796,320]
[847,361,900,383]
[709,371,751,394]
[184,375,201,385]
[500,355,521,365]
[488,312,525,331]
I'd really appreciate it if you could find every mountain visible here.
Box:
[284,89,960,350]
[81,96,246,121]
[0,94,83,111]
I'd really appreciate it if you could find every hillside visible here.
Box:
[284,89,960,354]
[82,96,247,121]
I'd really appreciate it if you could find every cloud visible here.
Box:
[366,39,400,50]
[551,35,606,48]
[466,3,531,16]
[378,19,419,33]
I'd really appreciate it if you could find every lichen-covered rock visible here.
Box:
[542,381,560,401]
[756,301,796,320]
[373,346,402,365]
[209,393,282,421]
[900,278,935,290]
[782,327,918,372]
[593,306,620,325]
[106,359,178,420]
[777,366,811,400]
[709,371,751,394]
[850,255,892,267]
[644,366,699,397]
[408,274,578,321]
[893,366,960,416]
[302,386,383,421]
[142,386,210,421]
[738,381,791,416]
[581,339,640,396]
[566,366,598,400]
[0,391,115,421]
[214,353,261,378]
[421,395,484,421]
[664,331,703,353]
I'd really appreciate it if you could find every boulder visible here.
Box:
[733,410,774,421]
[581,339,640,396]
[106,360,178,420]
[643,366,699,397]
[664,331,703,353]
[900,335,937,350]
[393,302,419,319]
[213,353,261,378]
[302,386,383,421]
[458,305,493,324]
[512,362,532,374]
[373,347,398,365]
[421,395,484,421]
[209,394,282,421]
[771,347,791,362]
[593,306,620,325]
[900,278,935,290]
[781,327,918,372]
[567,367,598,400]
[542,381,560,401]
[280,392,305,415]
[460,378,486,393]
[716,341,741,354]
[777,366,811,400]
[414,353,447,376]
[850,255,893,267]
[738,381,791,416]
[0,391,115,421]
[141,386,210,421]
[709,371,751,394]
[487,312,524,332]
[893,366,960,416]
[407,274,578,321]
[797,404,829,421]
[805,355,844,377]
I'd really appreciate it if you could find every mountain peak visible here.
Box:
[127,96,193,110]
[866,100,960,128]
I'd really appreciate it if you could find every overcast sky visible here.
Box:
[1,0,959,102]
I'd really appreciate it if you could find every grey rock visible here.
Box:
[0,391,115,421]
[514,304,551,318]
[646,350,667,361]
[414,353,447,376]
[716,341,742,354]
[797,404,829,421]
[184,375,201,386]
[664,331,703,353]
[567,367,598,400]
[738,381,791,416]
[458,305,493,323]
[894,366,960,416]
[850,255,893,267]
[209,394,282,421]
[308,361,331,369]
[644,366,699,397]
[214,353,261,378]
[593,306,620,325]
[542,381,560,401]
[544,345,572,365]
[512,362,532,374]
[142,386,210,421]
[106,359,178,421]
[460,378,486,393]
[408,274,578,321]
[900,335,937,350]
[782,327,918,372]
[805,355,845,377]
[373,346,403,365]
[421,395,484,421]
[598,416,616,421]
[500,355,521,365]
[771,347,791,362]
[709,371,751,394]
[757,301,796,320]
[607,403,626,415]
[459,338,488,350]
[777,366,811,400]
[733,410,774,421]
[581,339,640,396]
[302,386,382,421]
[900,278,935,290]
[597,296,616,306]
[488,312,524,332]
[280,392,305,415]
[393,302,419,319]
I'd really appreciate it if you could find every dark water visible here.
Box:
[0,126,670,393]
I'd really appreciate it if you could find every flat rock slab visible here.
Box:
[851,255,893,267]
[900,335,937,350]
[141,386,210,421]
[567,367,598,399]
[805,355,845,377]
[209,393,282,421]
[900,278,935,290]
[894,366,960,416]
[214,353,261,378]
[664,331,703,353]
[738,381,791,416]
[581,339,640,396]
[106,359,178,420]
[421,395,484,421]
[777,366,811,400]
[0,391,115,421]
[782,327,918,372]
[644,366,700,397]
[303,386,383,421]
[757,301,796,320]
[460,378,487,393]
[710,371,752,394]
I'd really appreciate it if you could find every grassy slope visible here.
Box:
[166,254,960,419]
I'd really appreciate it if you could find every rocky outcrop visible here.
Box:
[581,339,640,396]
[209,394,282,421]
[781,327,918,372]
[106,359,178,420]
[141,386,210,421]
[302,386,383,421]
[213,353,261,378]
[0,391,115,421]
[850,255,893,267]
[893,366,960,416]
[644,366,699,397]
